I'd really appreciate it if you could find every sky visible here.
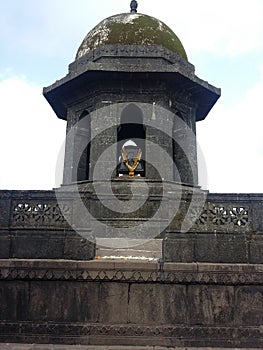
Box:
[0,0,263,193]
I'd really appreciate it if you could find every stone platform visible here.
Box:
[0,190,263,348]
[0,259,262,348]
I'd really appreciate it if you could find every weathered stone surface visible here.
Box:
[76,14,188,60]
[249,234,263,264]
[0,230,10,258]
[128,284,187,325]
[163,230,253,263]
[0,192,11,228]
[28,281,99,322]
[10,230,65,259]
[188,285,235,325]
[251,201,263,232]
[0,259,262,347]
[195,233,248,263]
[163,235,195,262]
[63,230,95,260]
[0,281,29,321]
[235,286,263,326]
[99,282,129,323]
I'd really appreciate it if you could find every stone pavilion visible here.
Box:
[0,1,262,349]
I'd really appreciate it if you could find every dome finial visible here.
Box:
[130,0,138,13]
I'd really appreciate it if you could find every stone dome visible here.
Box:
[76,13,187,60]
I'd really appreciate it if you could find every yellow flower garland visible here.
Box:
[121,147,142,177]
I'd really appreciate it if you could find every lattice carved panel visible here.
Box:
[12,202,71,227]
[191,203,250,231]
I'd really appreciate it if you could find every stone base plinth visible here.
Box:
[0,259,262,348]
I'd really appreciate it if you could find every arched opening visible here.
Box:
[117,104,145,177]
[77,111,91,182]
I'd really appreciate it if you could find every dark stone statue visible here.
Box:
[130,0,138,13]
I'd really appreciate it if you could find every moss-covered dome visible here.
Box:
[76,13,187,60]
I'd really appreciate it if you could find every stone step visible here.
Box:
[97,248,161,259]
[96,238,162,259]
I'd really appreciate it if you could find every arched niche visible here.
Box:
[117,104,146,177]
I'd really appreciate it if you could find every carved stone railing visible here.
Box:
[2,190,262,232]
[164,193,263,263]
[0,190,263,262]
[12,201,70,228]
[0,190,94,260]
[0,190,68,228]
[206,193,263,232]
[191,202,250,232]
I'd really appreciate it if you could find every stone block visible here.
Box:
[251,201,263,232]
[194,233,217,262]
[235,286,263,326]
[188,285,235,326]
[128,284,187,325]
[249,234,263,263]
[215,233,248,263]
[0,194,11,228]
[28,281,99,322]
[0,231,10,258]
[193,233,248,263]
[72,197,92,229]
[99,282,129,324]
[0,281,29,321]
[163,235,194,262]
[10,230,65,259]
[64,230,95,260]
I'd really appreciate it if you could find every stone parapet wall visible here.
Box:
[0,190,95,260]
[0,189,262,262]
[1,190,262,233]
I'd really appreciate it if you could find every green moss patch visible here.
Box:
[77,13,188,60]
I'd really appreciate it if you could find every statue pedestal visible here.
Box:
[96,237,162,259]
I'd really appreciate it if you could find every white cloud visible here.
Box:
[0,75,65,190]
[141,0,263,57]
[2,0,263,60]
[0,0,126,59]
[197,69,263,193]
